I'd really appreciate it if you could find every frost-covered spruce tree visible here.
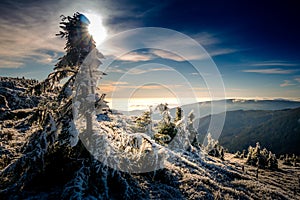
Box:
[154,103,177,144]
[257,148,268,169]
[186,110,198,146]
[283,154,292,166]
[0,12,107,198]
[174,106,182,123]
[31,12,107,149]
[169,107,192,151]
[246,146,254,165]
[170,108,202,151]
[246,142,260,166]
[267,151,278,170]
[135,108,153,137]
[245,143,278,170]
[205,133,224,160]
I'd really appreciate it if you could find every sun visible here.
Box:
[84,13,107,45]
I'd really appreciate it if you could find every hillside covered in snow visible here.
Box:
[1,76,300,199]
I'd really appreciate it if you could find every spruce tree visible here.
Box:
[135,109,153,136]
[246,146,254,165]
[174,107,182,123]
[155,103,177,144]
[0,12,107,197]
[267,151,278,170]
[245,143,278,170]
[187,110,197,146]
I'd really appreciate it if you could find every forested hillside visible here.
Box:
[197,108,300,154]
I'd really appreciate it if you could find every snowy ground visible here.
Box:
[1,77,300,199]
[1,112,300,199]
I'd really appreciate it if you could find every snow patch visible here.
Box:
[69,120,79,147]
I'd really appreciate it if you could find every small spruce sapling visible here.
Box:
[135,108,153,137]
[205,133,224,160]
[154,103,177,144]
[174,107,182,123]
[186,110,198,146]
[246,142,278,169]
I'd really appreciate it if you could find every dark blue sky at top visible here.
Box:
[106,0,300,61]
[101,0,300,99]
[0,0,299,99]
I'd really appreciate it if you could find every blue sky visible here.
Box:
[0,0,299,100]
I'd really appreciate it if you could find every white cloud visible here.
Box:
[150,36,237,61]
[106,67,125,74]
[106,65,173,75]
[280,80,295,87]
[99,29,238,63]
[250,61,298,67]
[112,81,129,85]
[0,60,23,68]
[207,48,237,57]
[242,68,297,74]
[110,47,237,63]
[190,72,199,76]
[191,32,220,46]
[0,1,65,68]
[117,52,153,62]
[150,49,185,61]
[294,77,300,83]
[99,81,185,97]
[127,67,173,75]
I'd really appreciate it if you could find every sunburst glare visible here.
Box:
[84,13,107,45]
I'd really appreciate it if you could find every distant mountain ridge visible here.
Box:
[197,107,300,155]
[172,98,300,119]
[123,98,300,119]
